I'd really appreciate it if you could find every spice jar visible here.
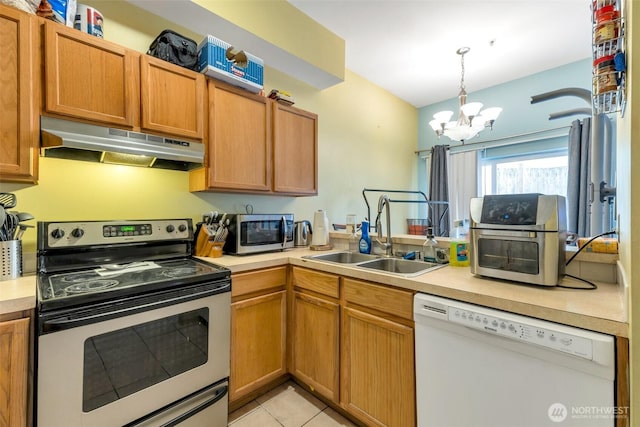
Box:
[595,19,620,43]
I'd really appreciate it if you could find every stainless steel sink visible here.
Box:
[305,251,380,264]
[304,251,445,277]
[357,258,445,276]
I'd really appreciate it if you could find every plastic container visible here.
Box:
[449,241,470,267]
[359,221,371,254]
[422,229,438,263]
[407,219,429,236]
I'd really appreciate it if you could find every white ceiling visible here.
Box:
[288,0,592,108]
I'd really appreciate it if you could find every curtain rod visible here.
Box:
[415,125,572,156]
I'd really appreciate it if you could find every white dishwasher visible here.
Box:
[414,293,616,427]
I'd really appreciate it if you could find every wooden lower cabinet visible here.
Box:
[291,291,340,402]
[0,317,30,427]
[229,267,287,404]
[232,266,417,425]
[340,278,416,427]
[341,306,415,427]
[290,267,340,401]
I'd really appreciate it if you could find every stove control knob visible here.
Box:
[71,228,84,238]
[166,224,175,233]
[51,228,65,239]
[178,224,187,232]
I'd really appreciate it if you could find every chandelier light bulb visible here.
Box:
[460,102,483,121]
[433,110,454,124]
[428,119,441,132]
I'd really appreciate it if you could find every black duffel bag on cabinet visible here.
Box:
[147,29,199,71]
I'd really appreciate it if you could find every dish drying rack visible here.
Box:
[362,188,449,237]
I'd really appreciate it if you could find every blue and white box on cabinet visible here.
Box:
[197,34,264,93]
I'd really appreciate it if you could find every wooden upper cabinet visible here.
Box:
[140,55,205,140]
[205,80,271,191]
[43,21,139,127]
[0,5,38,183]
[190,88,320,196]
[273,102,318,195]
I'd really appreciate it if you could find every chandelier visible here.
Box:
[429,47,502,142]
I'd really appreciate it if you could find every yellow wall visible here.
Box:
[1,1,418,257]
[620,0,638,422]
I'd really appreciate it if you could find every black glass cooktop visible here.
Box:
[37,258,229,310]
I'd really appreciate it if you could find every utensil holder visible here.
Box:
[1,240,22,281]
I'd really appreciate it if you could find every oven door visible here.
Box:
[37,281,230,427]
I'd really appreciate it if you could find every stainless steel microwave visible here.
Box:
[469,194,567,286]
[224,214,294,255]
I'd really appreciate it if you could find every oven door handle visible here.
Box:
[124,381,228,427]
[161,383,228,427]
[41,284,229,332]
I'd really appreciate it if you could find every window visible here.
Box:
[479,148,568,197]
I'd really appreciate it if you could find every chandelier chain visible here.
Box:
[459,50,466,92]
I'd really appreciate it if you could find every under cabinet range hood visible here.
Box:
[40,116,204,171]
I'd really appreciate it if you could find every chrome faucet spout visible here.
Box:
[375,195,393,256]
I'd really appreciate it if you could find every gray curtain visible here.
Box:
[567,118,591,236]
[429,145,450,237]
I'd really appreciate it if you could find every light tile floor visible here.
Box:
[228,381,357,427]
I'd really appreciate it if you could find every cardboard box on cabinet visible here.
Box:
[197,34,264,93]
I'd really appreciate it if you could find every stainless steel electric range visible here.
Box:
[35,219,231,427]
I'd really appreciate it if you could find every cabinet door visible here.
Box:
[140,55,205,140]
[0,5,38,183]
[272,102,318,195]
[44,22,139,127]
[0,317,29,427]
[230,291,286,403]
[207,80,271,191]
[291,291,340,402]
[341,307,415,427]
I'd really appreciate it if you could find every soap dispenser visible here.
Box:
[359,221,371,254]
[422,228,438,263]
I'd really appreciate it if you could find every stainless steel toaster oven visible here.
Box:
[469,194,567,286]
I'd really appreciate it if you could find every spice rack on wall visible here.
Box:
[592,0,626,116]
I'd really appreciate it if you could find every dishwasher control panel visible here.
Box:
[447,306,594,359]
[412,293,615,362]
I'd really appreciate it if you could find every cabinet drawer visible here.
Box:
[232,266,287,298]
[291,267,339,298]
[343,278,414,320]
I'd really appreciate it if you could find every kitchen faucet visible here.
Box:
[375,194,393,256]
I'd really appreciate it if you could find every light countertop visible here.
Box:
[0,275,37,314]
[2,248,628,337]
[204,248,628,337]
